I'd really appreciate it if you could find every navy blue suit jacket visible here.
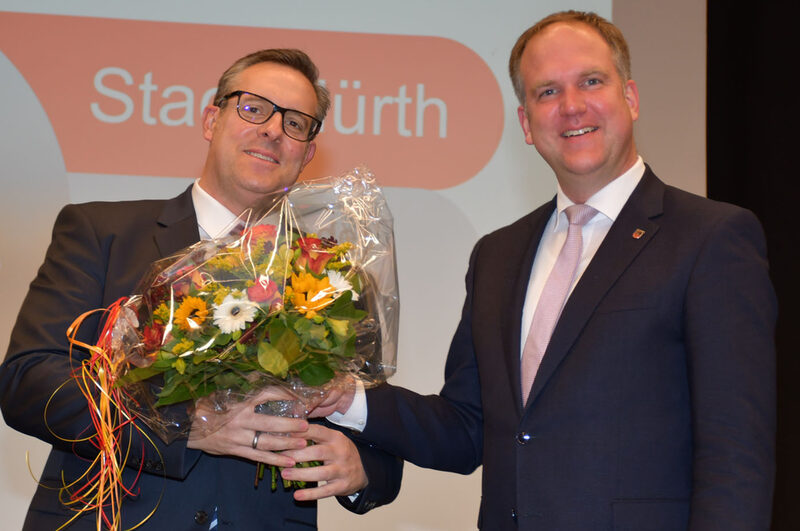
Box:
[0,186,401,530]
[360,167,776,530]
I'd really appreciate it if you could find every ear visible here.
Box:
[517,105,535,145]
[624,79,640,121]
[201,105,220,142]
[300,141,317,170]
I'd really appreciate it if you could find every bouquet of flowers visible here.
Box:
[64,167,398,528]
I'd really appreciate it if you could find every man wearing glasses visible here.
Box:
[0,49,401,530]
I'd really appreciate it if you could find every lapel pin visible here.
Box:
[632,229,646,239]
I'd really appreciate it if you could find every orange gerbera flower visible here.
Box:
[174,296,209,331]
[290,272,335,318]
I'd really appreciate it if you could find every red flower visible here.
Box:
[247,277,280,304]
[248,224,277,242]
[142,323,165,352]
[173,264,196,280]
[172,280,192,298]
[296,236,334,274]
[169,266,203,298]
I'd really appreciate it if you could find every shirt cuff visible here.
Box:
[327,378,367,432]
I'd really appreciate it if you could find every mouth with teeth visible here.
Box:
[245,150,278,164]
[562,126,599,138]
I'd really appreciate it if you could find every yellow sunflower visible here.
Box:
[174,296,209,331]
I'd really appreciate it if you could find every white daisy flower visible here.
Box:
[327,270,359,301]
[212,294,259,333]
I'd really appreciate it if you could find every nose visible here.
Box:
[560,86,586,116]
[256,111,284,138]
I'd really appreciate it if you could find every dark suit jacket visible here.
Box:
[361,167,776,530]
[0,186,401,530]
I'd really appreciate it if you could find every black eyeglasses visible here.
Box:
[220,90,322,142]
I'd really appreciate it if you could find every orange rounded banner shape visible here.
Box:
[0,12,503,189]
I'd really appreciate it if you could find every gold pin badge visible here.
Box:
[632,229,646,239]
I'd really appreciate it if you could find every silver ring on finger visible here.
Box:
[252,431,261,449]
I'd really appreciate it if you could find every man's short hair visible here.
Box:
[508,10,632,104]
[213,48,331,122]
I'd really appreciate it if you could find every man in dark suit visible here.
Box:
[0,49,401,529]
[316,11,776,530]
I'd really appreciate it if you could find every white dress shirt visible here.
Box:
[519,157,645,355]
[191,180,240,240]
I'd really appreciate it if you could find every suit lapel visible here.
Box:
[526,168,666,406]
[154,185,200,258]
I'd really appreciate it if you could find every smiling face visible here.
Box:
[517,22,639,202]
[199,62,318,214]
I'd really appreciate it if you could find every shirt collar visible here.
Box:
[554,156,645,229]
[191,180,239,240]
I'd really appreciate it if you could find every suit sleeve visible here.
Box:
[684,208,776,529]
[0,204,201,480]
[355,240,485,474]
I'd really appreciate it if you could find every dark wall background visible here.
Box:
[707,2,798,528]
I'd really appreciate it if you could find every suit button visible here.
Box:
[516,432,532,445]
[194,511,208,524]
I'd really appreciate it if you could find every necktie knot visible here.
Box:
[565,203,597,227]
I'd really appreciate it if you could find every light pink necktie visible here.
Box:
[521,204,597,404]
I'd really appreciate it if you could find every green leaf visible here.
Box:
[118,366,162,385]
[293,317,312,336]
[156,350,176,361]
[211,371,248,390]
[326,291,367,321]
[298,362,335,386]
[326,318,351,340]
[173,357,187,375]
[191,349,218,365]
[270,320,301,363]
[319,338,334,350]
[154,384,194,407]
[296,319,328,343]
[343,332,357,357]
[189,373,218,397]
[257,341,289,378]
[156,372,189,402]
[327,289,352,310]
[214,333,232,346]
[350,274,362,293]
[328,341,345,357]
